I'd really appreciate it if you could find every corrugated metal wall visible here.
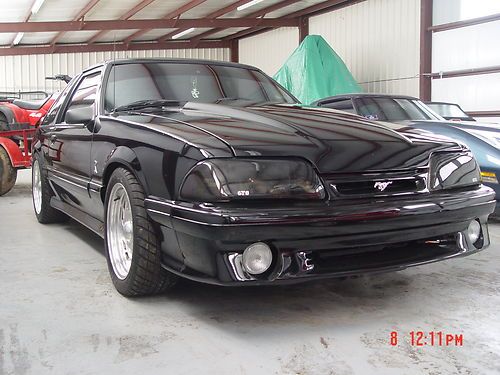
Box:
[239,27,299,76]
[0,48,230,94]
[309,0,421,96]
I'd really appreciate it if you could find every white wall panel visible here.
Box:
[0,48,230,94]
[309,0,421,97]
[432,73,500,112]
[239,27,299,76]
[432,20,500,72]
[432,0,500,114]
[433,0,500,25]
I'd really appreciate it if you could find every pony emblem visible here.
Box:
[374,181,392,192]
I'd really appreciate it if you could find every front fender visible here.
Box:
[101,146,150,196]
[0,137,22,167]
[0,106,15,124]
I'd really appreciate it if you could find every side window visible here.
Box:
[321,99,355,114]
[63,72,101,123]
[40,83,74,126]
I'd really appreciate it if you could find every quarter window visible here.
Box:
[63,72,101,123]
[320,99,355,113]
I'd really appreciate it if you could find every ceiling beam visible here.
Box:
[0,18,299,34]
[10,0,38,45]
[0,40,230,56]
[87,0,156,44]
[283,0,353,18]
[157,0,253,42]
[122,0,207,44]
[50,0,101,45]
[224,0,362,41]
[223,26,272,40]
[200,0,301,42]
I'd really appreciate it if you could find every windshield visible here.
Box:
[426,103,470,119]
[104,62,297,112]
[354,97,441,122]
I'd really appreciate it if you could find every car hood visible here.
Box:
[400,119,500,148]
[113,103,461,174]
[400,119,500,132]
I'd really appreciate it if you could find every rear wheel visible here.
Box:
[104,168,177,296]
[32,154,68,223]
[0,146,17,196]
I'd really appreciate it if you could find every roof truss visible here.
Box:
[0,0,361,56]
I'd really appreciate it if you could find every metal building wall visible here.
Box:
[309,0,421,96]
[239,27,299,76]
[0,48,230,94]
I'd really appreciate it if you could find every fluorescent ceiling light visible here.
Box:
[172,28,195,40]
[237,0,264,11]
[31,0,46,14]
[13,33,24,45]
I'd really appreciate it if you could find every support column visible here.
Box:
[230,38,239,63]
[299,16,309,43]
[419,0,433,101]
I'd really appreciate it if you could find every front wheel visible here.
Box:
[0,146,17,196]
[104,168,177,296]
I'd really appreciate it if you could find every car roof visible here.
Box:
[424,101,461,106]
[316,93,419,103]
[82,58,259,74]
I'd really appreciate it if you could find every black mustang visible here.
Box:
[32,59,496,296]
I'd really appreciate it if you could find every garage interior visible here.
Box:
[1,0,500,374]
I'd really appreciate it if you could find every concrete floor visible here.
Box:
[1,170,499,375]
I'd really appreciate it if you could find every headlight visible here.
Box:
[481,171,498,184]
[429,152,481,190]
[180,158,325,202]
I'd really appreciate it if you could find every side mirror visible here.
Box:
[65,105,94,126]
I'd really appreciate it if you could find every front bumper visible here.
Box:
[145,185,496,285]
[483,182,500,216]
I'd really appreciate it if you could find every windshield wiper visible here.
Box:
[215,97,252,103]
[112,99,184,113]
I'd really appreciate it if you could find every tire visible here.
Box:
[0,146,17,196]
[32,154,68,223]
[0,113,10,132]
[104,167,177,296]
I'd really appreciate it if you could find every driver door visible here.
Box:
[44,70,101,214]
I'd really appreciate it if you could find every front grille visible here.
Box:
[325,170,428,198]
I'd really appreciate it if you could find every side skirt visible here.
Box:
[50,197,105,238]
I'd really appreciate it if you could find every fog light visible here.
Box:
[242,242,273,275]
[467,220,481,244]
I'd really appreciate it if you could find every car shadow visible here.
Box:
[31,191,416,332]
[132,270,414,334]
[64,219,105,256]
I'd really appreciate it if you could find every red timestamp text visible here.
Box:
[390,331,464,346]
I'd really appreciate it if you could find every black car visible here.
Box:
[32,59,496,296]
[425,101,476,122]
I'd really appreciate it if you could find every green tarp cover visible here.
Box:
[273,35,362,105]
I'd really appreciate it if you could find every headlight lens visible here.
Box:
[180,159,325,202]
[429,152,481,190]
[481,171,498,184]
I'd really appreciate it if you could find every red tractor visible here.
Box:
[0,75,71,195]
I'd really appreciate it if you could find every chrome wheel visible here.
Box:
[107,183,134,280]
[32,160,42,214]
